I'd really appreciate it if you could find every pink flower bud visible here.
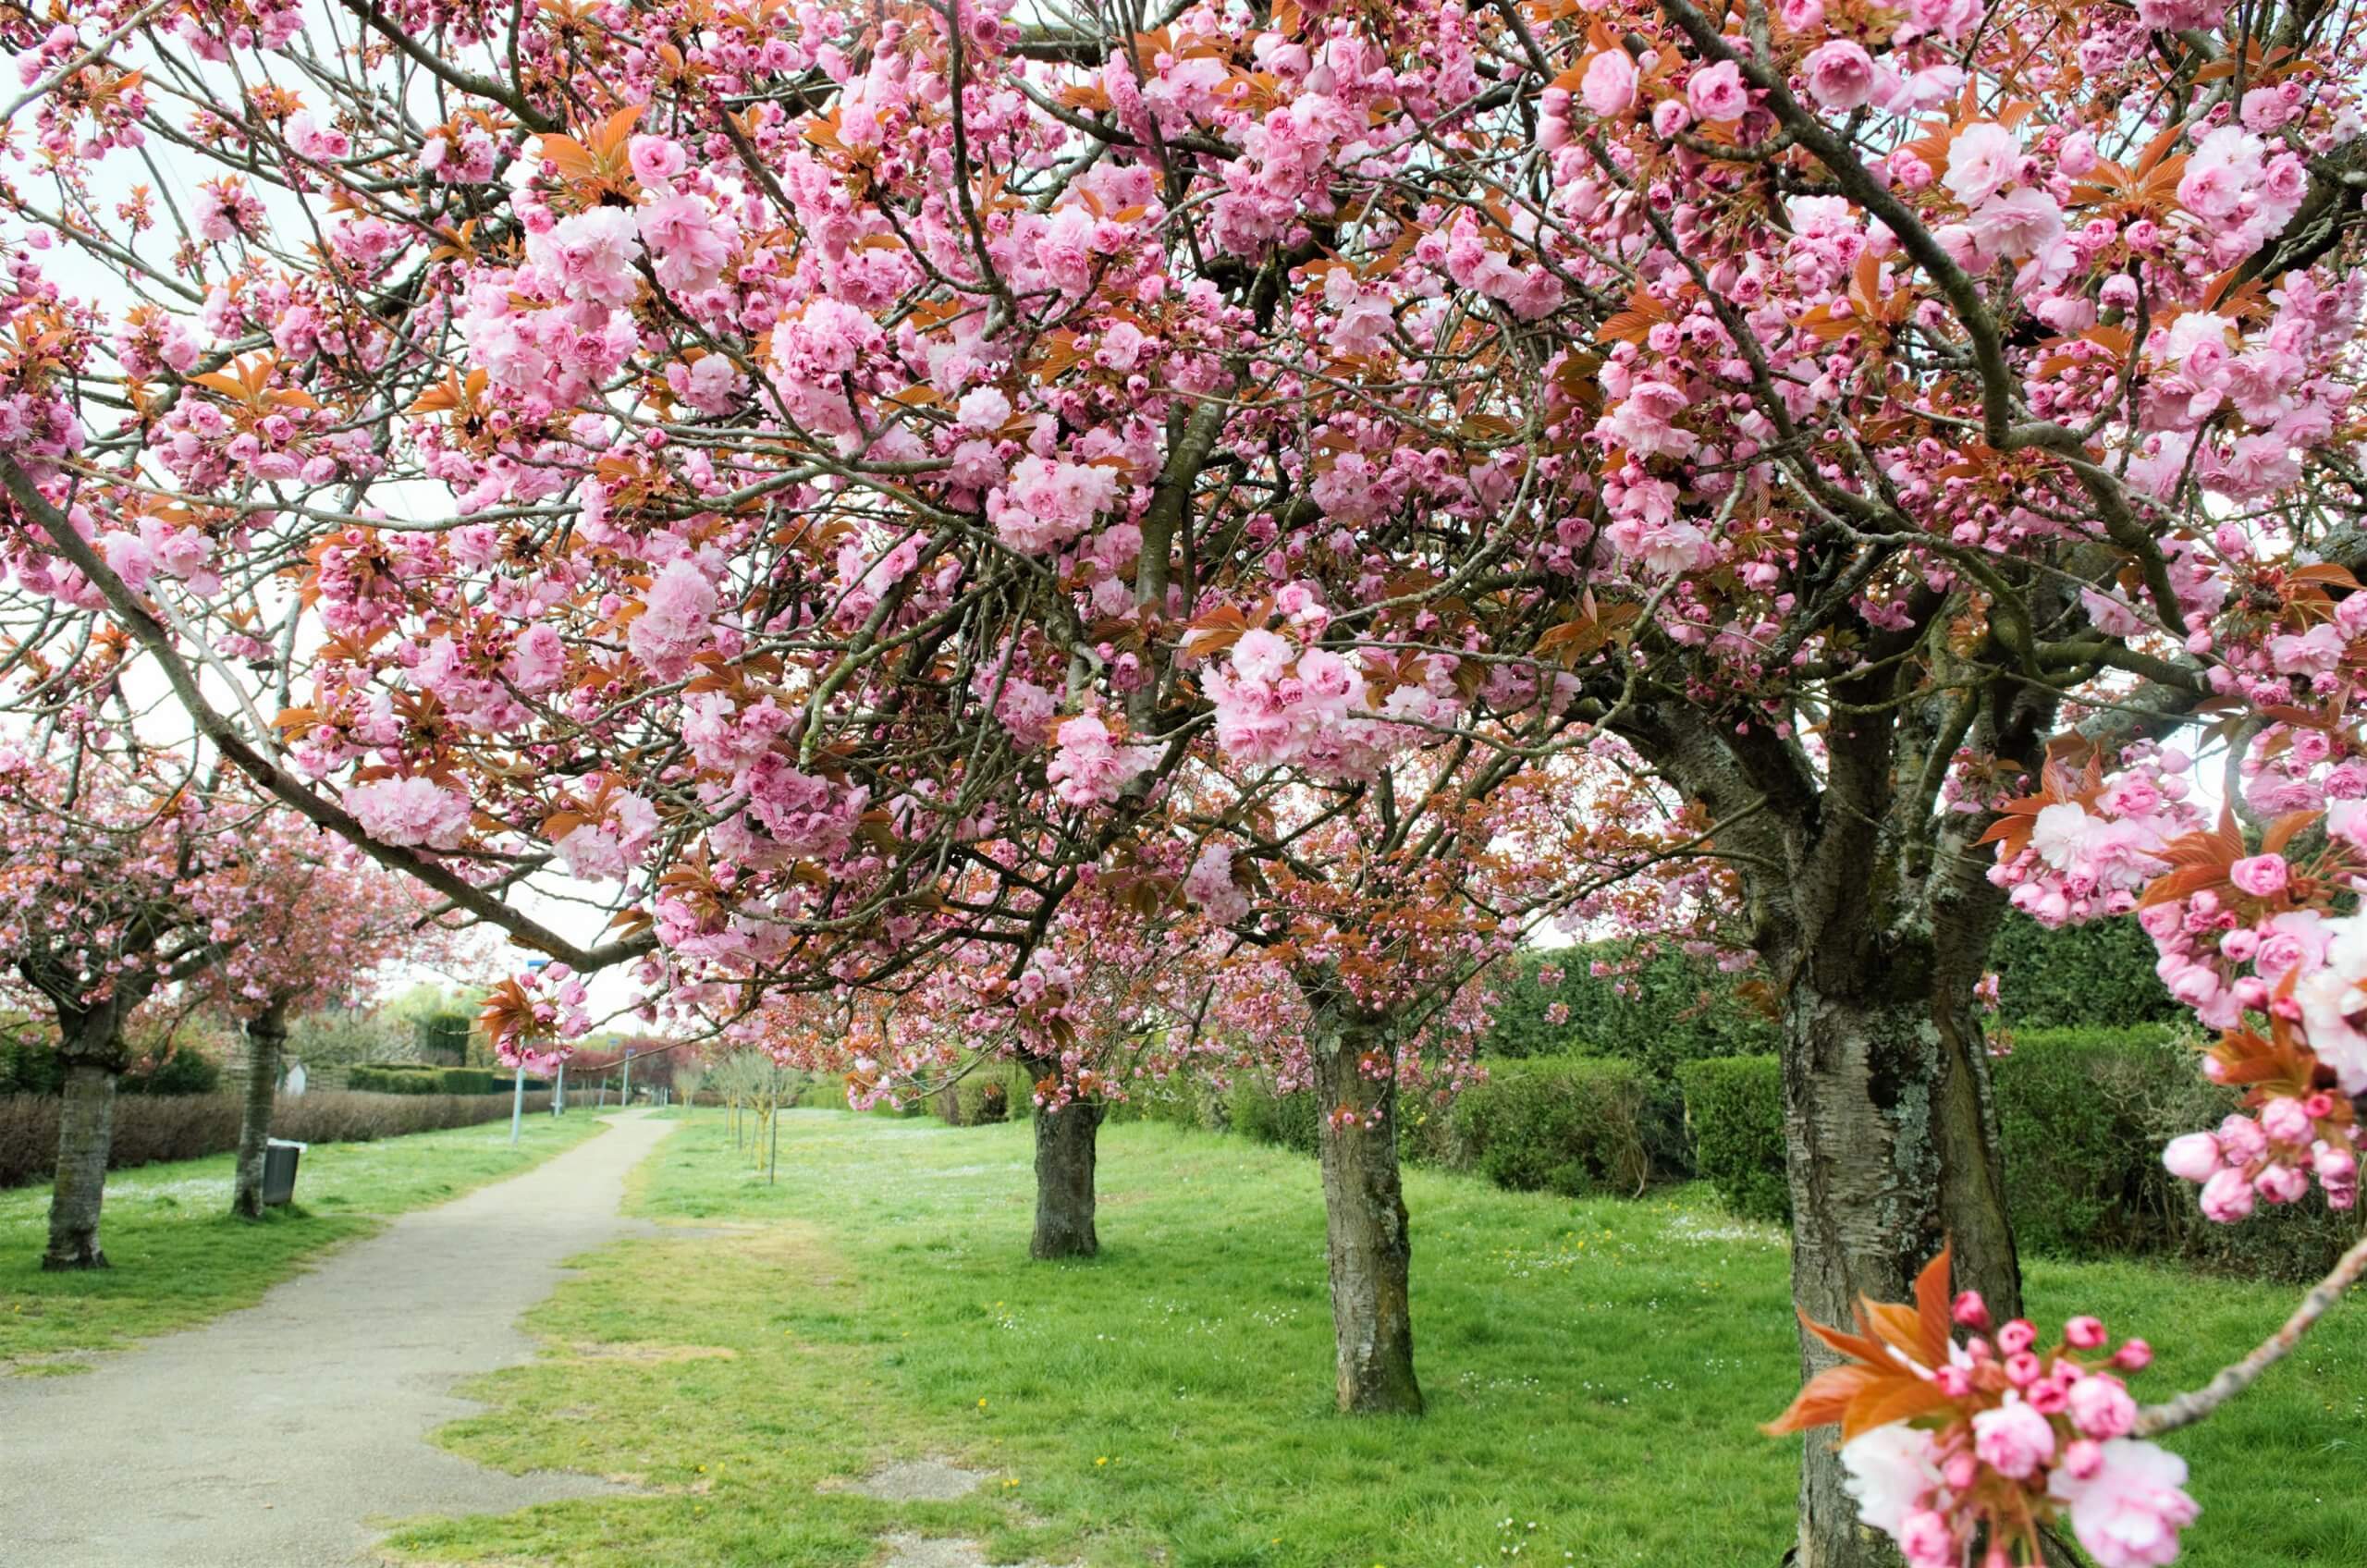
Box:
[1952,1290,1991,1329]
[2217,1114,2268,1163]
[2201,1166,2257,1221]
[1998,1319,2037,1355]
[2114,1338,2152,1370]
[2062,1438,2105,1480]
[2256,1162,2310,1205]
[2069,1375,2137,1439]
[2005,1352,2044,1387]
[2065,1315,2107,1350]
[2262,1096,2315,1145]
[2162,1133,2224,1182]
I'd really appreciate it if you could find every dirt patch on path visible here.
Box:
[0,1110,680,1568]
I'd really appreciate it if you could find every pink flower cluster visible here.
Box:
[1841,1300,2191,1568]
[2164,1098,2359,1219]
[1200,618,1463,783]
[987,455,1122,555]
[1986,758,2198,927]
[343,775,472,851]
[554,788,659,884]
[1046,714,1159,809]
[491,962,592,1074]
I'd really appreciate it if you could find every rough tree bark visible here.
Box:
[44,1009,127,1270]
[230,1000,289,1219]
[1309,1004,1422,1415]
[1619,675,2038,1565]
[1779,965,1962,1568]
[1029,1089,1104,1260]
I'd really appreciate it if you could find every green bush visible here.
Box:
[956,1061,1036,1124]
[1227,1075,1320,1157]
[414,1011,473,1065]
[0,1031,62,1096]
[1680,1034,2362,1280]
[122,1049,222,1096]
[1676,1056,1789,1224]
[1987,920,2188,1031]
[1479,944,1779,1073]
[1444,1056,1652,1197]
[347,1064,540,1096]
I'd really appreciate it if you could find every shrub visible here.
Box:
[1479,943,1779,1072]
[1991,1026,2357,1281]
[1441,1056,1652,1197]
[1227,1075,1320,1156]
[0,1088,558,1189]
[122,1049,224,1096]
[0,1031,62,1096]
[1679,1034,2362,1281]
[954,1061,1036,1124]
[1676,1056,1789,1223]
[347,1064,542,1096]
[414,1011,473,1065]
[1986,919,2188,1031]
[5,1024,228,1096]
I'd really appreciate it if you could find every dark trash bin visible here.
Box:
[262,1139,304,1207]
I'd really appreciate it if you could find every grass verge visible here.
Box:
[395,1111,2365,1567]
[1,1109,607,1372]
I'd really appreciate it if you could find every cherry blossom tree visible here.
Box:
[192,808,470,1219]
[0,748,230,1267]
[1,0,2364,1560]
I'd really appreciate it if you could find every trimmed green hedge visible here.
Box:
[1222,1056,1655,1200]
[1482,923,2177,1067]
[347,1064,546,1096]
[1680,1030,2361,1280]
[1447,1057,1651,1197]
[1,1035,224,1096]
[1676,1056,1789,1224]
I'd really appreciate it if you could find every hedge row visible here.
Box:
[1214,1057,1662,1200]
[0,1035,224,1097]
[0,1088,558,1190]
[346,1064,549,1096]
[1679,1028,2359,1281]
[1481,923,2181,1069]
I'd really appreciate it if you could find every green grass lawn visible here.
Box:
[0,1109,607,1372]
[387,1110,2367,1568]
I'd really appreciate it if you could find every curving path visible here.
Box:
[0,1109,680,1567]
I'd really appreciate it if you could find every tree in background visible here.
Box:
[192,808,473,1218]
[0,752,230,1267]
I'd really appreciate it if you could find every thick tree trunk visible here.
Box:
[1030,1096,1103,1259]
[1311,1011,1421,1415]
[1782,977,1940,1568]
[231,1002,289,1219]
[45,1059,118,1270]
[1780,949,2021,1568]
